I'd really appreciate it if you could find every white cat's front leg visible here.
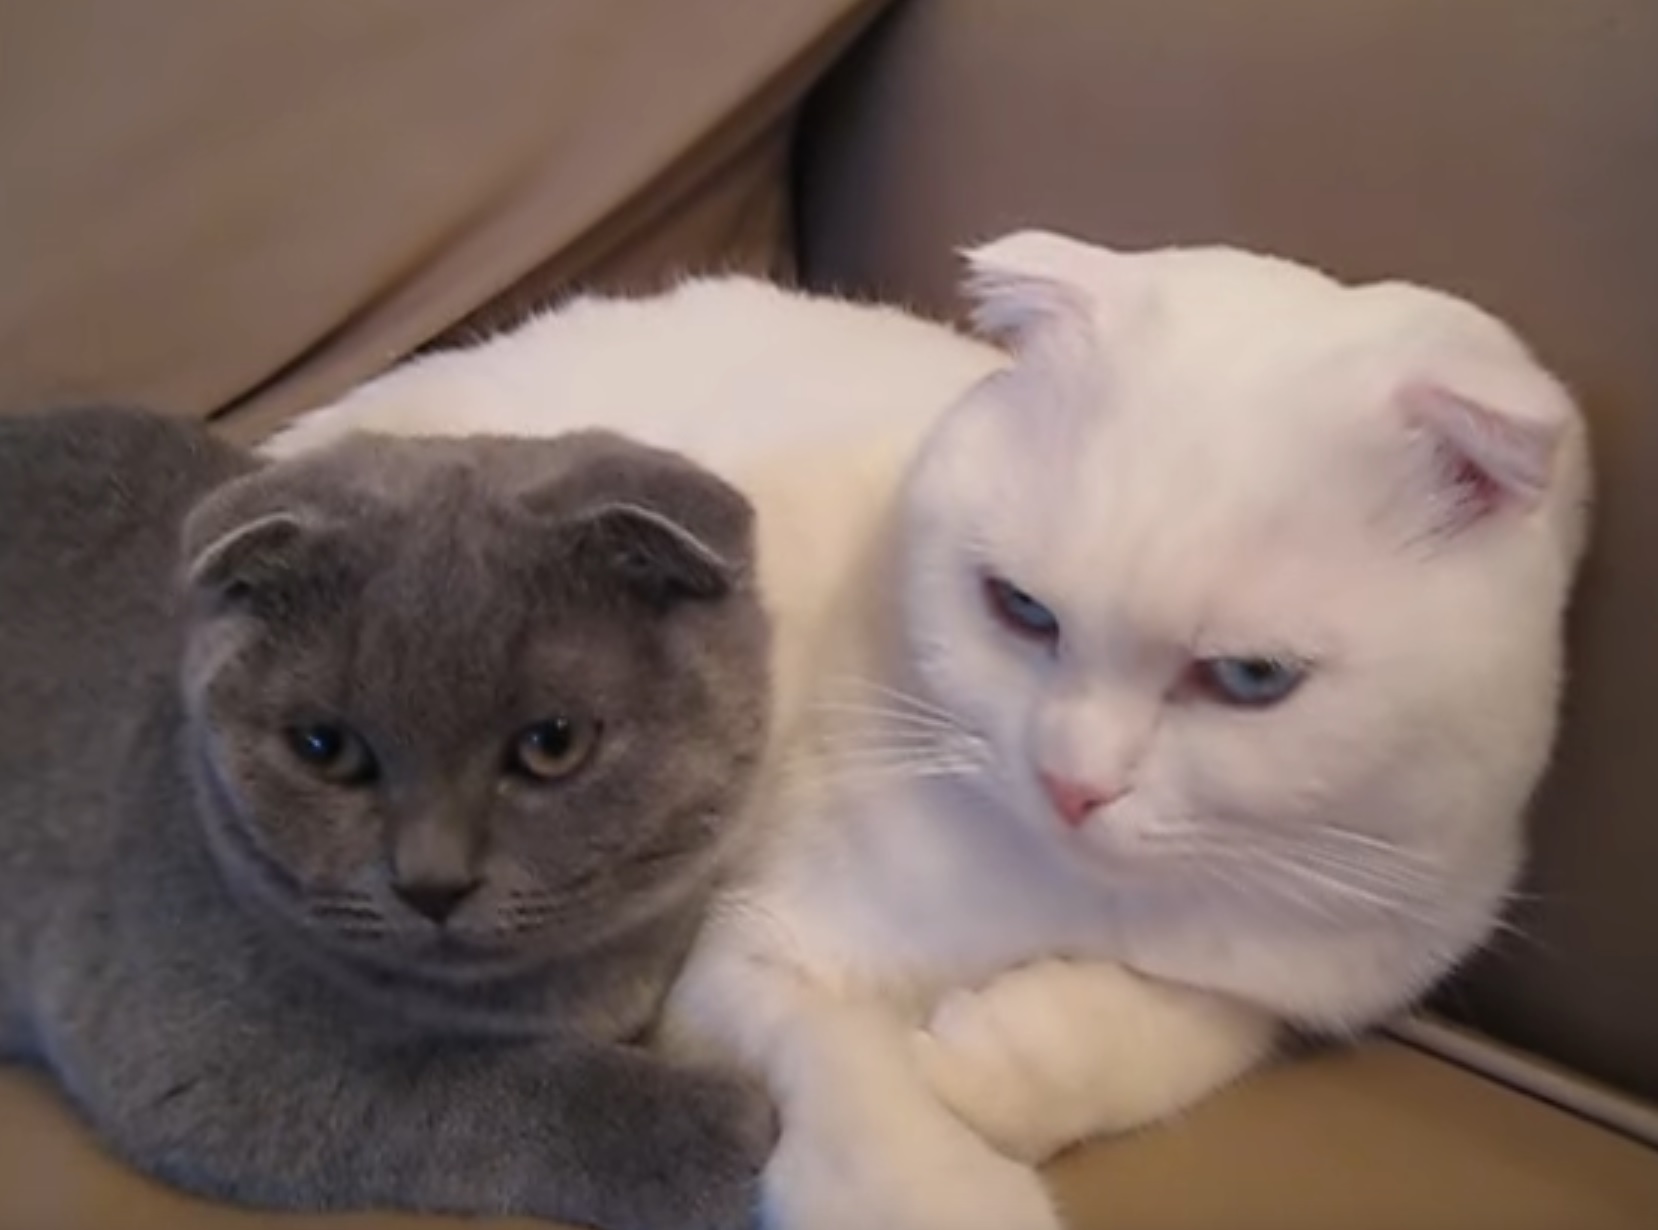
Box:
[760,993,1062,1230]
[914,958,1278,1163]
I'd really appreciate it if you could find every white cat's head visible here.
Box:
[898,230,1590,1030]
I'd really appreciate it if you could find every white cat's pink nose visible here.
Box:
[1039,773,1120,828]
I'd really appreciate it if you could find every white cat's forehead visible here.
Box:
[952,248,1522,641]
[1003,432,1366,645]
[975,327,1407,643]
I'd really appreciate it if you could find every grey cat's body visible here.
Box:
[0,407,773,1229]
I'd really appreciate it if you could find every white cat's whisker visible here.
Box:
[808,739,989,770]
[809,700,967,734]
[802,752,985,775]
[1300,825,1443,868]
[1269,842,1441,899]
[1170,841,1354,923]
[784,748,987,796]
[811,726,983,751]
[1154,829,1454,927]
[821,675,964,725]
[1214,824,1445,901]
[1269,858,1426,915]
[809,753,985,780]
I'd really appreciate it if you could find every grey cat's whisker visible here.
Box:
[502,908,561,924]
[308,901,379,921]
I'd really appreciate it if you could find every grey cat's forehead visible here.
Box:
[208,429,761,745]
[262,430,752,563]
[286,430,639,509]
[219,510,717,761]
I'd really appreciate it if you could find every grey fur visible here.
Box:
[0,407,774,1228]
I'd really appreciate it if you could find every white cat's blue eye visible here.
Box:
[1194,657,1306,708]
[982,574,1060,645]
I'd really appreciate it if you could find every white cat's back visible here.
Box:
[266,277,1002,474]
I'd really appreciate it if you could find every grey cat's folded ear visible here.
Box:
[181,483,340,610]
[535,439,756,606]
[565,502,741,603]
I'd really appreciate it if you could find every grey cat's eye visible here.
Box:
[284,723,379,785]
[1192,657,1306,708]
[508,717,599,782]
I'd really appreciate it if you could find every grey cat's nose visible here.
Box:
[393,878,480,924]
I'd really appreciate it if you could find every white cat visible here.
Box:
[269,231,1591,1230]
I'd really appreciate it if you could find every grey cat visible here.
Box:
[0,406,774,1229]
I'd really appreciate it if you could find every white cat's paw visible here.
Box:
[759,1118,1060,1230]
[915,959,1127,1163]
[918,959,1278,1163]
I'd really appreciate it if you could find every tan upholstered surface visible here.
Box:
[1051,1041,1658,1230]
[799,0,1658,1106]
[5,1041,1658,1229]
[0,0,882,434]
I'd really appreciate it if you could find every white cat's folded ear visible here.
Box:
[1401,354,1578,528]
[960,229,1131,346]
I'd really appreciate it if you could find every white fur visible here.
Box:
[270,235,1591,1230]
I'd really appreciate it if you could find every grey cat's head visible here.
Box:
[176,430,769,982]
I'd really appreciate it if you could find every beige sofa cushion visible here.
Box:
[0,0,882,437]
[5,1040,1658,1229]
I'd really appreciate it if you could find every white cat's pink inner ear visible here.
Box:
[1403,381,1565,515]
